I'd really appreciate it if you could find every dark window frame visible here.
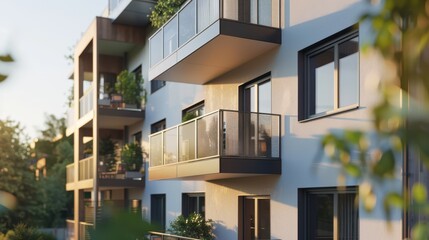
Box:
[298,186,359,240]
[151,80,166,94]
[182,192,205,217]
[239,72,271,113]
[151,119,166,134]
[182,101,205,122]
[298,25,359,121]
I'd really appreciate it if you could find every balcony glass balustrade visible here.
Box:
[149,110,281,180]
[150,0,280,68]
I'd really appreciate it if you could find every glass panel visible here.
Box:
[163,128,178,164]
[271,0,280,28]
[258,81,271,113]
[258,0,272,26]
[198,0,219,32]
[243,112,257,157]
[339,37,359,108]
[179,121,196,162]
[163,16,178,58]
[150,31,163,66]
[197,112,218,158]
[308,194,334,239]
[270,115,280,158]
[222,111,239,156]
[150,133,163,166]
[310,47,335,115]
[338,193,359,240]
[179,1,196,46]
[223,0,238,20]
[250,0,258,24]
[258,114,272,157]
[257,199,270,239]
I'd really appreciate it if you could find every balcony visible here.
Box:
[149,0,281,84]
[149,110,281,180]
[108,0,156,26]
[67,154,144,190]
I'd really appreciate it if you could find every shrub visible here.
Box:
[149,0,186,28]
[169,213,214,240]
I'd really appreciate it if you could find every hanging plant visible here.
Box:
[149,0,187,28]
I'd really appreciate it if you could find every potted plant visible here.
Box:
[121,142,144,179]
[114,70,146,109]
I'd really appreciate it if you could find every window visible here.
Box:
[298,187,359,240]
[151,80,166,94]
[151,194,166,230]
[182,193,205,217]
[182,101,205,122]
[132,65,142,81]
[239,74,272,157]
[240,73,271,113]
[238,196,270,240]
[133,131,142,145]
[299,26,359,121]
[151,119,166,134]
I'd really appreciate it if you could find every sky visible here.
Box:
[0,0,106,139]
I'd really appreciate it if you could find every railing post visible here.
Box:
[195,117,198,160]
[218,110,222,156]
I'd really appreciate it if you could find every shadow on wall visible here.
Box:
[213,220,237,240]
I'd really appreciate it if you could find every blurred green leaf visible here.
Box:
[0,74,6,83]
[0,54,13,62]
[373,149,395,177]
[345,163,361,177]
[412,223,429,240]
[412,183,427,204]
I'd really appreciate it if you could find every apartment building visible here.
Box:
[66,0,406,239]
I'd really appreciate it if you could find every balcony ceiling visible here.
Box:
[148,19,281,84]
[98,108,144,129]
[98,40,137,56]
[111,0,157,27]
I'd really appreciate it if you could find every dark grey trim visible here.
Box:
[98,107,145,119]
[220,19,281,44]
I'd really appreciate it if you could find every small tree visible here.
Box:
[169,213,214,240]
[115,70,146,107]
[121,143,143,171]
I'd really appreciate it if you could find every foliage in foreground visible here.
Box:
[0,120,42,231]
[169,213,215,240]
[322,0,429,239]
[0,224,55,240]
[90,211,156,240]
[0,54,13,83]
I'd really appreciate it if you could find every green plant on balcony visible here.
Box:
[149,0,187,28]
[121,143,143,171]
[169,213,215,240]
[115,70,146,108]
[99,138,116,172]
[182,112,197,122]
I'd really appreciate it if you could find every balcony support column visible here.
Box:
[92,31,100,227]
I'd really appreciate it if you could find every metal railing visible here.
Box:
[66,219,75,240]
[150,110,281,167]
[79,157,94,181]
[66,163,75,183]
[84,200,142,224]
[149,0,281,67]
[149,231,200,240]
[79,222,93,240]
[79,85,94,117]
